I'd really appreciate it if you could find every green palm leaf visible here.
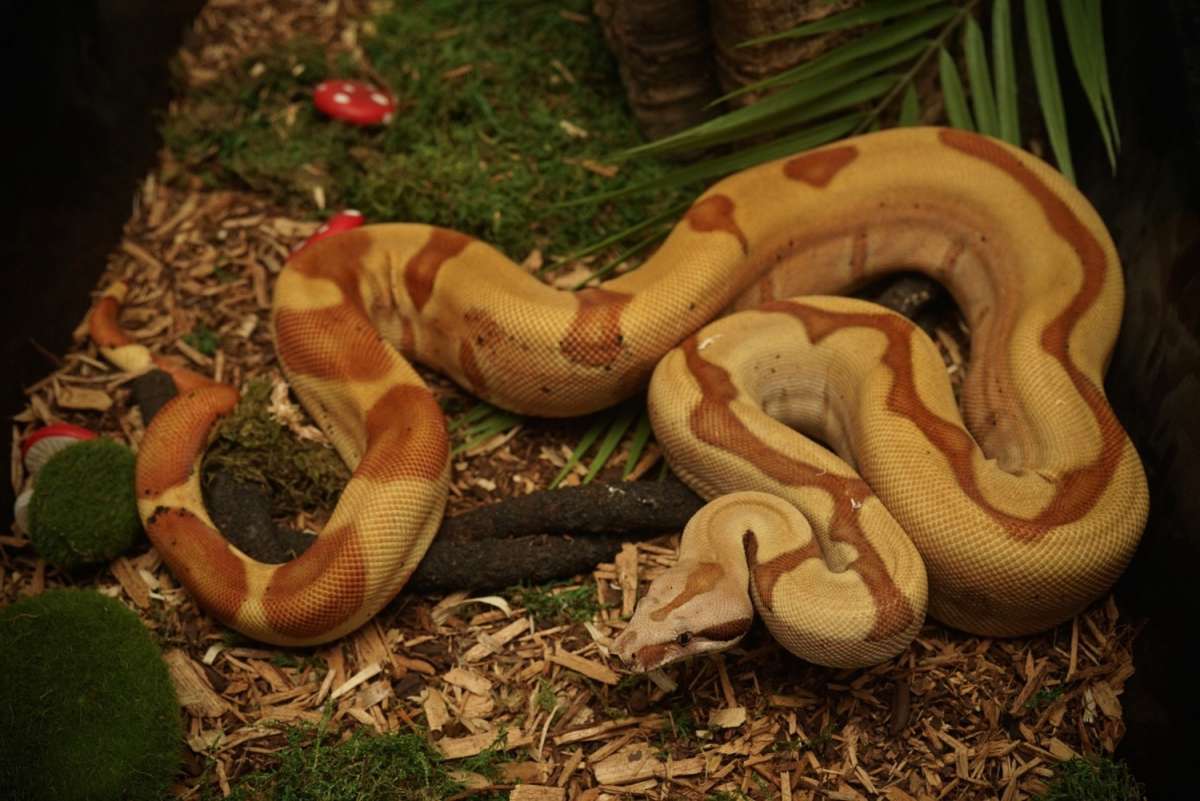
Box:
[548,417,605,489]
[622,409,654,479]
[963,17,999,136]
[938,47,975,131]
[741,0,949,46]
[452,406,523,456]
[1060,0,1118,169]
[582,402,640,484]
[561,113,865,206]
[620,41,921,161]
[720,5,956,103]
[898,84,922,125]
[991,0,1021,144]
[1024,0,1074,182]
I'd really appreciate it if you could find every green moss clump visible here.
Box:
[509,581,600,626]
[222,726,472,801]
[0,589,183,801]
[28,438,142,570]
[1035,757,1145,801]
[203,379,350,517]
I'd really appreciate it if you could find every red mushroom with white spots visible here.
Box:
[14,423,99,533]
[20,423,98,476]
[290,209,366,258]
[312,80,397,126]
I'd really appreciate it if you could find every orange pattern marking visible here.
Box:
[649,562,724,622]
[358,385,449,483]
[144,507,248,626]
[742,529,820,615]
[458,340,487,394]
[683,337,914,641]
[261,524,368,639]
[288,229,372,313]
[783,144,858,187]
[685,194,749,254]
[559,287,632,367]
[764,297,1119,539]
[938,128,1123,528]
[636,643,669,668]
[697,618,753,642]
[404,228,473,312]
[136,385,239,497]
[274,304,395,383]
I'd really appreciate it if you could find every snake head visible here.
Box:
[613,559,754,672]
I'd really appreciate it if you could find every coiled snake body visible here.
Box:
[96,128,1147,667]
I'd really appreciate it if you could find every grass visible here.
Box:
[1035,756,1144,801]
[163,0,694,262]
[215,723,510,801]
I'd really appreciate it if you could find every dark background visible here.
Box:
[1084,2,1200,798]
[0,0,204,516]
[1,1,1197,797]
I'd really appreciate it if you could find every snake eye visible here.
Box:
[677,632,692,646]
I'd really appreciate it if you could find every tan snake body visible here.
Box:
[90,127,1147,666]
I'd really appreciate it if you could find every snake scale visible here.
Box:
[90,127,1147,668]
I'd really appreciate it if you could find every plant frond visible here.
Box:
[573,224,672,288]
[622,409,654,479]
[546,200,690,272]
[582,402,640,484]
[898,83,922,125]
[991,0,1021,144]
[938,47,975,131]
[618,40,921,162]
[740,0,949,47]
[451,407,520,455]
[1024,0,1074,182]
[548,417,606,489]
[562,113,865,206]
[1061,0,1118,170]
[963,17,999,136]
[719,5,956,103]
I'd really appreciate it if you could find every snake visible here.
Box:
[88,127,1147,668]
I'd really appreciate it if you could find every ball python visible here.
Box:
[89,127,1147,667]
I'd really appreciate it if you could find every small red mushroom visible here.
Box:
[20,423,98,476]
[312,79,397,126]
[290,209,366,258]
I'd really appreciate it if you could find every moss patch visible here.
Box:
[0,589,182,801]
[203,379,350,518]
[162,0,692,260]
[1035,757,1145,801]
[509,580,601,626]
[28,438,142,570]
[218,724,502,801]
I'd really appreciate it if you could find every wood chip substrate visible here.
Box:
[3,2,1140,799]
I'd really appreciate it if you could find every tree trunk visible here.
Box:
[596,0,863,138]
[711,0,860,104]
[593,0,720,142]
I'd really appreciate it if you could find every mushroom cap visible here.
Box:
[290,209,366,257]
[20,423,98,476]
[312,79,397,126]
